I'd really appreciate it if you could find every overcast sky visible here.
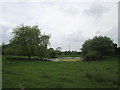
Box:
[0,0,118,51]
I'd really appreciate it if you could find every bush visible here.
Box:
[81,36,114,61]
[48,48,57,58]
[84,50,101,61]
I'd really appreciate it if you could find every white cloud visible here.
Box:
[96,27,118,43]
[0,21,15,44]
[84,4,109,19]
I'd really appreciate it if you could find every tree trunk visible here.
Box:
[28,56,31,59]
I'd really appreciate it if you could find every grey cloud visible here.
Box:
[55,3,83,16]
[60,7,81,15]
[96,27,118,44]
[1,23,13,44]
[50,31,87,51]
[67,31,87,43]
[84,4,109,19]
[65,31,88,51]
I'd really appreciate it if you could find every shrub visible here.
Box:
[84,50,101,61]
[48,48,57,58]
[81,36,114,61]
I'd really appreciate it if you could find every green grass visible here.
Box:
[2,55,119,88]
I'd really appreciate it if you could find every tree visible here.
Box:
[37,34,51,59]
[10,24,50,59]
[56,47,61,51]
[113,43,118,54]
[48,48,57,58]
[1,43,11,55]
[81,36,114,61]
[113,44,120,55]
[56,47,62,55]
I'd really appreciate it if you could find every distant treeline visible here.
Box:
[48,47,81,58]
[1,43,119,57]
[0,24,120,61]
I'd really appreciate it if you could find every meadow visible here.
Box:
[2,55,119,88]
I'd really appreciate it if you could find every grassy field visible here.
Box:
[2,55,119,88]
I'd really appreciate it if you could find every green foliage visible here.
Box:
[8,24,50,59]
[37,45,49,59]
[81,36,114,61]
[56,47,62,55]
[85,50,101,61]
[2,44,12,55]
[48,48,57,58]
[113,43,120,55]
[63,51,80,55]
[2,43,14,55]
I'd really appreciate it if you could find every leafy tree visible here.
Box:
[56,47,62,55]
[9,24,50,59]
[1,43,11,55]
[113,44,120,55]
[81,36,114,61]
[37,34,51,59]
[48,48,57,58]
[56,47,61,51]
[85,50,101,61]
[113,43,118,55]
